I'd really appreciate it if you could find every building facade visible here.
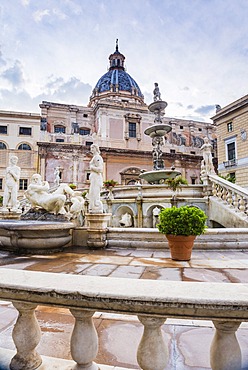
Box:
[0,110,40,197]
[0,43,217,196]
[212,94,248,188]
[37,43,216,188]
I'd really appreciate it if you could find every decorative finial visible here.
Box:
[116,38,119,52]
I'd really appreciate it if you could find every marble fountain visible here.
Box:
[139,83,180,184]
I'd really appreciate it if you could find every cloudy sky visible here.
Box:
[1,0,248,122]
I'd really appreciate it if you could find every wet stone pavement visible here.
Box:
[1,246,248,369]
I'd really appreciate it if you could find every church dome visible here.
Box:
[89,40,144,105]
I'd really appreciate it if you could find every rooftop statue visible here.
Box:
[88,144,103,213]
[153,82,162,101]
[2,155,21,212]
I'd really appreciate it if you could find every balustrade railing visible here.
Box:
[0,268,248,370]
[209,174,248,218]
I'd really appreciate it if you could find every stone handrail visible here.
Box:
[208,173,248,217]
[0,268,248,370]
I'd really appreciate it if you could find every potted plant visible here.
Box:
[157,205,207,260]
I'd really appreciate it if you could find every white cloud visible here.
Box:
[0,0,247,122]
[33,9,50,23]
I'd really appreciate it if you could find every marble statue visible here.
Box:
[68,195,85,226]
[54,167,60,187]
[152,207,161,228]
[88,144,103,213]
[119,213,132,227]
[153,82,162,101]
[2,155,21,212]
[25,174,66,215]
[200,137,215,174]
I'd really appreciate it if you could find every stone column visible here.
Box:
[137,315,168,370]
[39,153,46,181]
[210,320,242,370]
[72,154,79,185]
[10,302,42,370]
[70,309,99,370]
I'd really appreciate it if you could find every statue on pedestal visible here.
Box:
[200,137,215,175]
[2,155,21,212]
[88,144,103,213]
[153,82,162,101]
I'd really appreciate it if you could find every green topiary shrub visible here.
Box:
[157,205,207,236]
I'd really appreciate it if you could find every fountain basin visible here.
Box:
[144,124,172,137]
[0,220,74,254]
[140,170,181,184]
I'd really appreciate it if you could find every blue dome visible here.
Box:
[91,40,144,100]
[94,69,143,97]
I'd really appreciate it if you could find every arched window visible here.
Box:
[0,142,7,150]
[18,143,31,150]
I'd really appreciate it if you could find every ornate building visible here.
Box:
[37,42,216,188]
[0,42,216,196]
[211,94,248,188]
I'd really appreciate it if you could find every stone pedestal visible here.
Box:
[86,213,111,248]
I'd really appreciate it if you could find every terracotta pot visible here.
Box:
[166,234,196,261]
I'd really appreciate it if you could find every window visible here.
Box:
[227,142,236,161]
[86,141,93,147]
[227,122,233,132]
[229,172,236,183]
[0,142,7,150]
[180,125,183,129]
[86,172,90,181]
[170,149,176,154]
[190,151,196,155]
[19,127,32,135]
[129,122,136,138]
[56,139,65,142]
[198,128,202,132]
[18,143,31,150]
[0,126,7,134]
[79,128,90,136]
[19,179,28,190]
[83,114,88,118]
[54,125,66,133]
[191,178,196,185]
[0,178,2,190]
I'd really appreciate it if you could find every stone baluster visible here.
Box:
[217,184,222,200]
[137,315,168,370]
[239,196,246,214]
[227,189,233,207]
[10,302,42,370]
[70,309,99,370]
[212,182,217,197]
[233,192,239,211]
[222,186,227,203]
[210,320,241,370]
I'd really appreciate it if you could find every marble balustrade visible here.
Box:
[209,173,248,217]
[0,268,247,370]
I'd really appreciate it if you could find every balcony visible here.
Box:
[223,159,237,168]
